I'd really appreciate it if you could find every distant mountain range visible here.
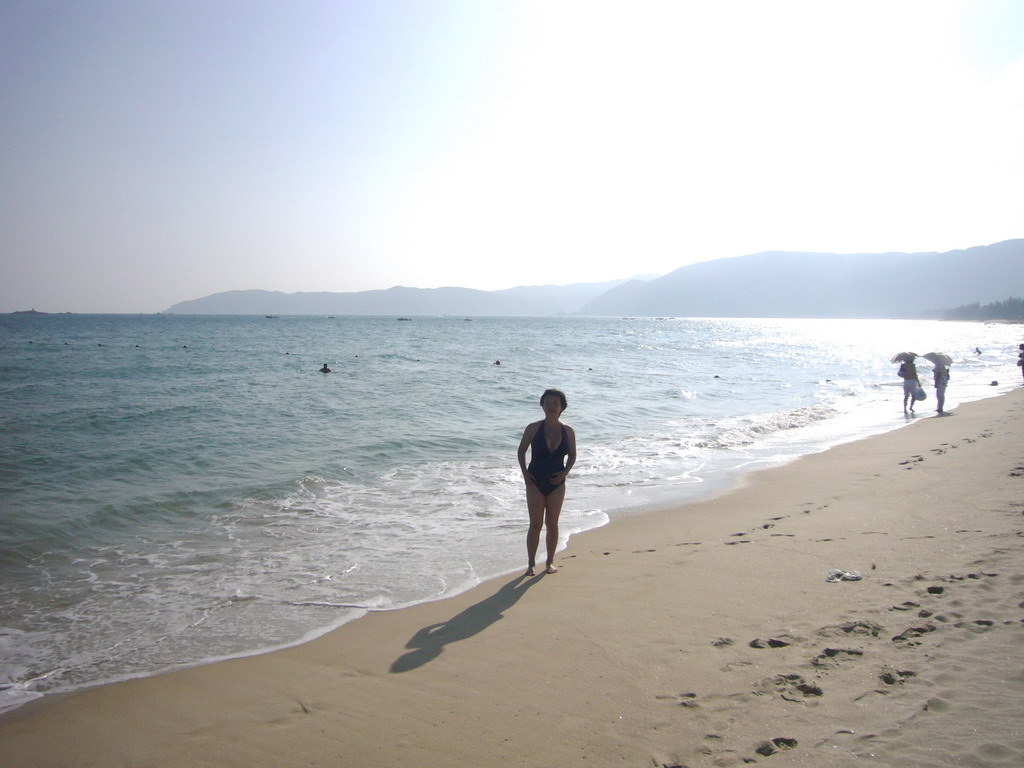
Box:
[165,239,1023,318]
[579,239,1024,318]
[164,278,642,316]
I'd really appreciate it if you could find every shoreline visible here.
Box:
[2,388,1023,767]
[0,381,971,720]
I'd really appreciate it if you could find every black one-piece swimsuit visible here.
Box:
[528,423,568,496]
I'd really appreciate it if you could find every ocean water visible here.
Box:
[1,313,1021,713]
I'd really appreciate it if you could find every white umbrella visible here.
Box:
[923,352,952,367]
[890,352,918,363]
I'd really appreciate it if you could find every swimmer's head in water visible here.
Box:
[540,388,567,414]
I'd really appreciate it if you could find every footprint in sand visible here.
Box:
[798,502,828,514]
[953,619,995,633]
[755,737,798,756]
[653,692,699,708]
[749,637,792,649]
[924,696,953,712]
[891,624,937,643]
[890,601,921,612]
[720,660,753,672]
[815,621,883,638]
[812,648,864,668]
[880,668,917,685]
[756,673,823,701]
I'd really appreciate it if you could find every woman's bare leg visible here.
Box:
[543,484,566,573]
[525,484,546,575]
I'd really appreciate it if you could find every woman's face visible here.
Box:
[541,394,563,416]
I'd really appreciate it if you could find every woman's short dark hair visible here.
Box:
[540,388,567,413]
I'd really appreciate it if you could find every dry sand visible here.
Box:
[3,388,1023,768]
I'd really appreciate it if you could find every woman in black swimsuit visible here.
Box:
[517,388,576,575]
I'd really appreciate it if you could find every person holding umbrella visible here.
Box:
[924,352,952,414]
[892,352,921,413]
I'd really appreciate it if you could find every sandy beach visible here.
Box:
[3,388,1023,767]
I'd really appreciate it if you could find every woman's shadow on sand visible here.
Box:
[390,572,542,673]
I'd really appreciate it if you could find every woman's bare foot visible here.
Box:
[525,565,536,576]
[545,564,557,574]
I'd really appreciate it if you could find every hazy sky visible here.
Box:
[2,0,1022,313]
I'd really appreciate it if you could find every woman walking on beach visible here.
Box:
[898,355,921,413]
[518,389,576,576]
[933,364,950,414]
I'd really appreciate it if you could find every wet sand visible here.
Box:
[2,388,1023,767]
